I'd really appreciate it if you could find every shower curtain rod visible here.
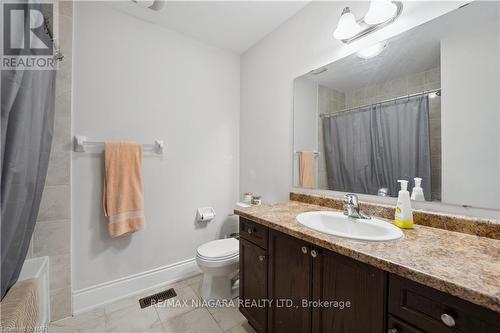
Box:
[320,88,441,118]
[43,16,64,61]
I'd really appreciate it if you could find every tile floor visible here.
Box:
[49,275,256,333]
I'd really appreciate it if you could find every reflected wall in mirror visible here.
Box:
[293,1,500,210]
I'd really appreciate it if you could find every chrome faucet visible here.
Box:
[343,194,371,219]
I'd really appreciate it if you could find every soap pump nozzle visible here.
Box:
[414,177,422,188]
[397,179,408,191]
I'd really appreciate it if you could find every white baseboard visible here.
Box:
[72,258,201,315]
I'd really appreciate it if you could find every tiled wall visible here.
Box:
[27,1,73,321]
[317,67,441,201]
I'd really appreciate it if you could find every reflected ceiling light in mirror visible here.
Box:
[333,7,362,40]
[334,1,403,44]
[365,0,398,25]
[357,42,387,59]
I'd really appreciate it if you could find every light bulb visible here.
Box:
[333,7,362,40]
[357,42,387,59]
[364,0,398,25]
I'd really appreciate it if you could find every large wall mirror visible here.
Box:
[293,1,500,210]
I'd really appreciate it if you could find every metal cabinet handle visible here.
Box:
[387,329,398,333]
[440,313,456,327]
[301,246,308,254]
[258,255,266,262]
[247,228,252,234]
[310,250,318,258]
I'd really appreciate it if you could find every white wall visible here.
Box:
[240,1,465,204]
[292,78,318,186]
[441,3,500,209]
[72,1,240,301]
[293,77,318,152]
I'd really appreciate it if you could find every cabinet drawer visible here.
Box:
[389,275,500,333]
[239,218,268,249]
[387,315,424,333]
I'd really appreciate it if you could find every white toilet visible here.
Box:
[196,238,239,300]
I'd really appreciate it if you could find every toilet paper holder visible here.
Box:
[196,207,216,222]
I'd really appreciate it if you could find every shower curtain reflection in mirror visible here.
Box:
[322,95,431,198]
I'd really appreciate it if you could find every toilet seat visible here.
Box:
[196,238,239,261]
[197,252,238,262]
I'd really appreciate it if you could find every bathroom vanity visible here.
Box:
[236,198,500,333]
[236,2,500,331]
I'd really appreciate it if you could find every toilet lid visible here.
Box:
[197,238,239,260]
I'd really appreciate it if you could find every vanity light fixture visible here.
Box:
[334,1,403,44]
[333,7,362,40]
[357,42,387,59]
[364,0,398,25]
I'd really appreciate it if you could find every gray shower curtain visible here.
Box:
[323,96,431,198]
[1,8,56,298]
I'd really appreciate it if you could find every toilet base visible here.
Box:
[201,274,237,300]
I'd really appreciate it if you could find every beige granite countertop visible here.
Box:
[235,201,500,313]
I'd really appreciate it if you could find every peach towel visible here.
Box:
[103,142,145,237]
[299,151,315,188]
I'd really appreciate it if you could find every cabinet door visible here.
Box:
[239,238,268,333]
[268,230,313,333]
[312,249,387,333]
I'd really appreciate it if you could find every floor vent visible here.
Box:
[139,288,177,309]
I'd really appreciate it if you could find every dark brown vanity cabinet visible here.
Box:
[388,275,500,333]
[312,249,387,333]
[239,217,500,333]
[239,218,386,333]
[239,219,269,333]
[267,229,387,333]
[268,230,313,333]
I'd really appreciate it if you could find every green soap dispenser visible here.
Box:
[394,180,414,229]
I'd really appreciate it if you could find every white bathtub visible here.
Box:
[18,256,50,326]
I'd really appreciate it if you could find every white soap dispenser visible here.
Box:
[394,180,414,229]
[411,177,425,202]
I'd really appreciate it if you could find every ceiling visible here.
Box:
[110,1,310,54]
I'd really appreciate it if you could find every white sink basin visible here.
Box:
[296,211,403,241]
